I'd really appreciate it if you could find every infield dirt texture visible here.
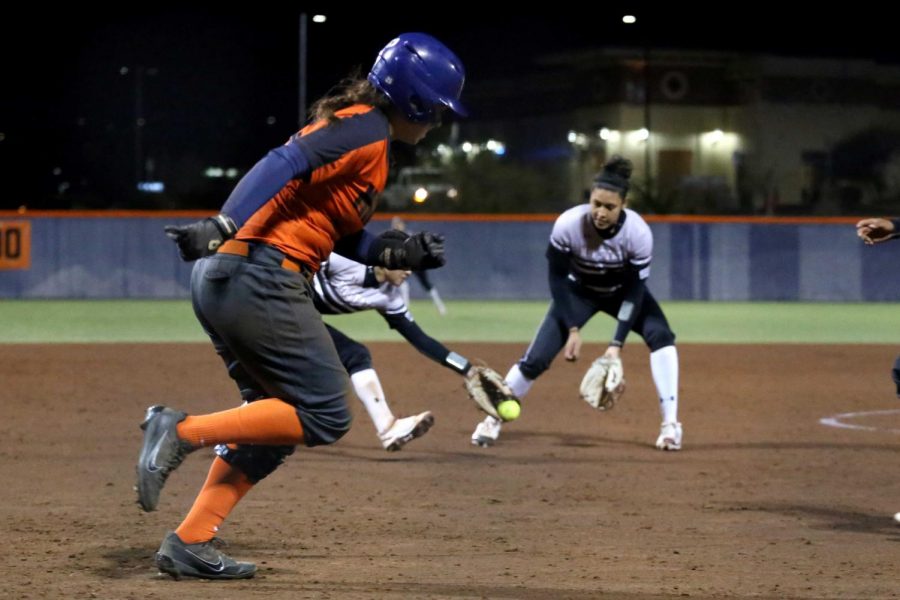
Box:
[1,341,899,599]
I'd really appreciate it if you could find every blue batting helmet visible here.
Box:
[368,33,467,124]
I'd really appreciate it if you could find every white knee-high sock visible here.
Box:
[649,346,679,423]
[350,369,394,434]
[505,363,534,400]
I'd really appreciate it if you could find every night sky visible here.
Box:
[3,6,898,209]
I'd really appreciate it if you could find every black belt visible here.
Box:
[217,240,313,282]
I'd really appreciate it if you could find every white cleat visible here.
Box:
[655,421,683,451]
[471,415,502,447]
[380,411,434,451]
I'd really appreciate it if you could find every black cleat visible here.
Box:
[155,531,256,580]
[136,405,194,512]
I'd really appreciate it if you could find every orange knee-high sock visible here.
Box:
[176,398,304,447]
[176,456,253,544]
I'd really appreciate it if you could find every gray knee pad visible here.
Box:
[215,443,296,484]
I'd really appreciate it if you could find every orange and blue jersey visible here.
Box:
[222,104,390,272]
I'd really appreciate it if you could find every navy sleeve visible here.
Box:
[292,111,389,172]
[334,229,379,264]
[383,313,471,374]
[221,143,311,226]
[891,218,900,239]
[546,244,579,329]
[611,270,647,346]
[222,110,390,227]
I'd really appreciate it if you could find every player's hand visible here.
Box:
[856,217,895,245]
[376,230,445,270]
[564,328,582,361]
[404,232,445,269]
[164,214,238,261]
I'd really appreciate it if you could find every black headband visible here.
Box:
[592,172,629,199]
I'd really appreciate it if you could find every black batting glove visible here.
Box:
[378,229,410,243]
[164,214,238,261]
[405,232,445,269]
[374,230,446,270]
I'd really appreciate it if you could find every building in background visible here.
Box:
[454,48,900,215]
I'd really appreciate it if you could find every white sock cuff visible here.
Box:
[650,345,678,361]
[505,363,534,399]
[350,368,378,387]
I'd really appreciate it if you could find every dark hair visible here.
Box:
[592,155,633,199]
[309,68,393,124]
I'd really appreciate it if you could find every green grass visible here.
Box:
[1,299,898,344]
[0,300,205,343]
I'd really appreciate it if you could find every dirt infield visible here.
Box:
[2,342,899,600]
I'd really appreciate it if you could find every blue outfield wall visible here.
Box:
[0,217,194,298]
[0,215,897,301]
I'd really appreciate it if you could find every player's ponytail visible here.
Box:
[309,68,393,125]
[592,155,633,199]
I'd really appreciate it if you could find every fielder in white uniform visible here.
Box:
[314,253,472,450]
[471,155,683,450]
